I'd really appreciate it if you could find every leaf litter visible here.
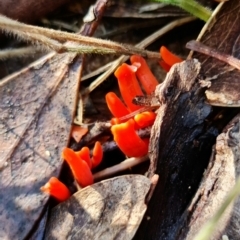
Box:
[0,1,205,239]
[0,51,82,239]
[44,175,151,240]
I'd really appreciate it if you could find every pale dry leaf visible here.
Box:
[0,51,82,239]
[45,175,151,240]
[193,0,240,107]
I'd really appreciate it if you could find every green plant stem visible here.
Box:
[153,0,212,21]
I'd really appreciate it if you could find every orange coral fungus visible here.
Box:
[111,119,148,157]
[130,55,158,94]
[106,59,160,157]
[114,63,143,112]
[40,177,70,202]
[107,60,158,127]
[105,92,130,118]
[160,46,183,67]
[62,148,94,187]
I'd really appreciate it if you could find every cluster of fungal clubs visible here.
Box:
[41,46,183,202]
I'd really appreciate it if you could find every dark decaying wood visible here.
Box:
[177,113,240,239]
[134,0,240,239]
[134,59,217,240]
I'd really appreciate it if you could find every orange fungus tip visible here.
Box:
[159,60,171,72]
[114,63,143,112]
[132,62,141,69]
[92,141,103,168]
[130,55,158,94]
[105,92,130,118]
[111,119,149,157]
[110,117,122,125]
[160,46,183,67]
[129,64,138,72]
[134,111,156,128]
[77,147,92,169]
[40,177,70,202]
[62,148,93,187]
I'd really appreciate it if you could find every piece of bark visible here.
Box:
[134,59,217,240]
[44,175,151,240]
[177,113,240,239]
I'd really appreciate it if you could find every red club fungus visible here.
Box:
[40,177,70,202]
[105,92,130,118]
[130,55,158,94]
[76,146,92,169]
[159,59,172,72]
[160,46,183,69]
[114,63,143,112]
[41,47,184,201]
[92,141,103,168]
[107,59,158,127]
[111,119,149,157]
[110,117,122,125]
[134,111,156,129]
[62,148,94,187]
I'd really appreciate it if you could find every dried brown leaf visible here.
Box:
[45,175,151,240]
[195,0,240,106]
[71,125,88,143]
[0,51,82,239]
[0,0,111,237]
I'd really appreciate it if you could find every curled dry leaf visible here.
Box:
[71,125,88,143]
[0,51,82,239]
[44,175,151,240]
[193,0,240,107]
